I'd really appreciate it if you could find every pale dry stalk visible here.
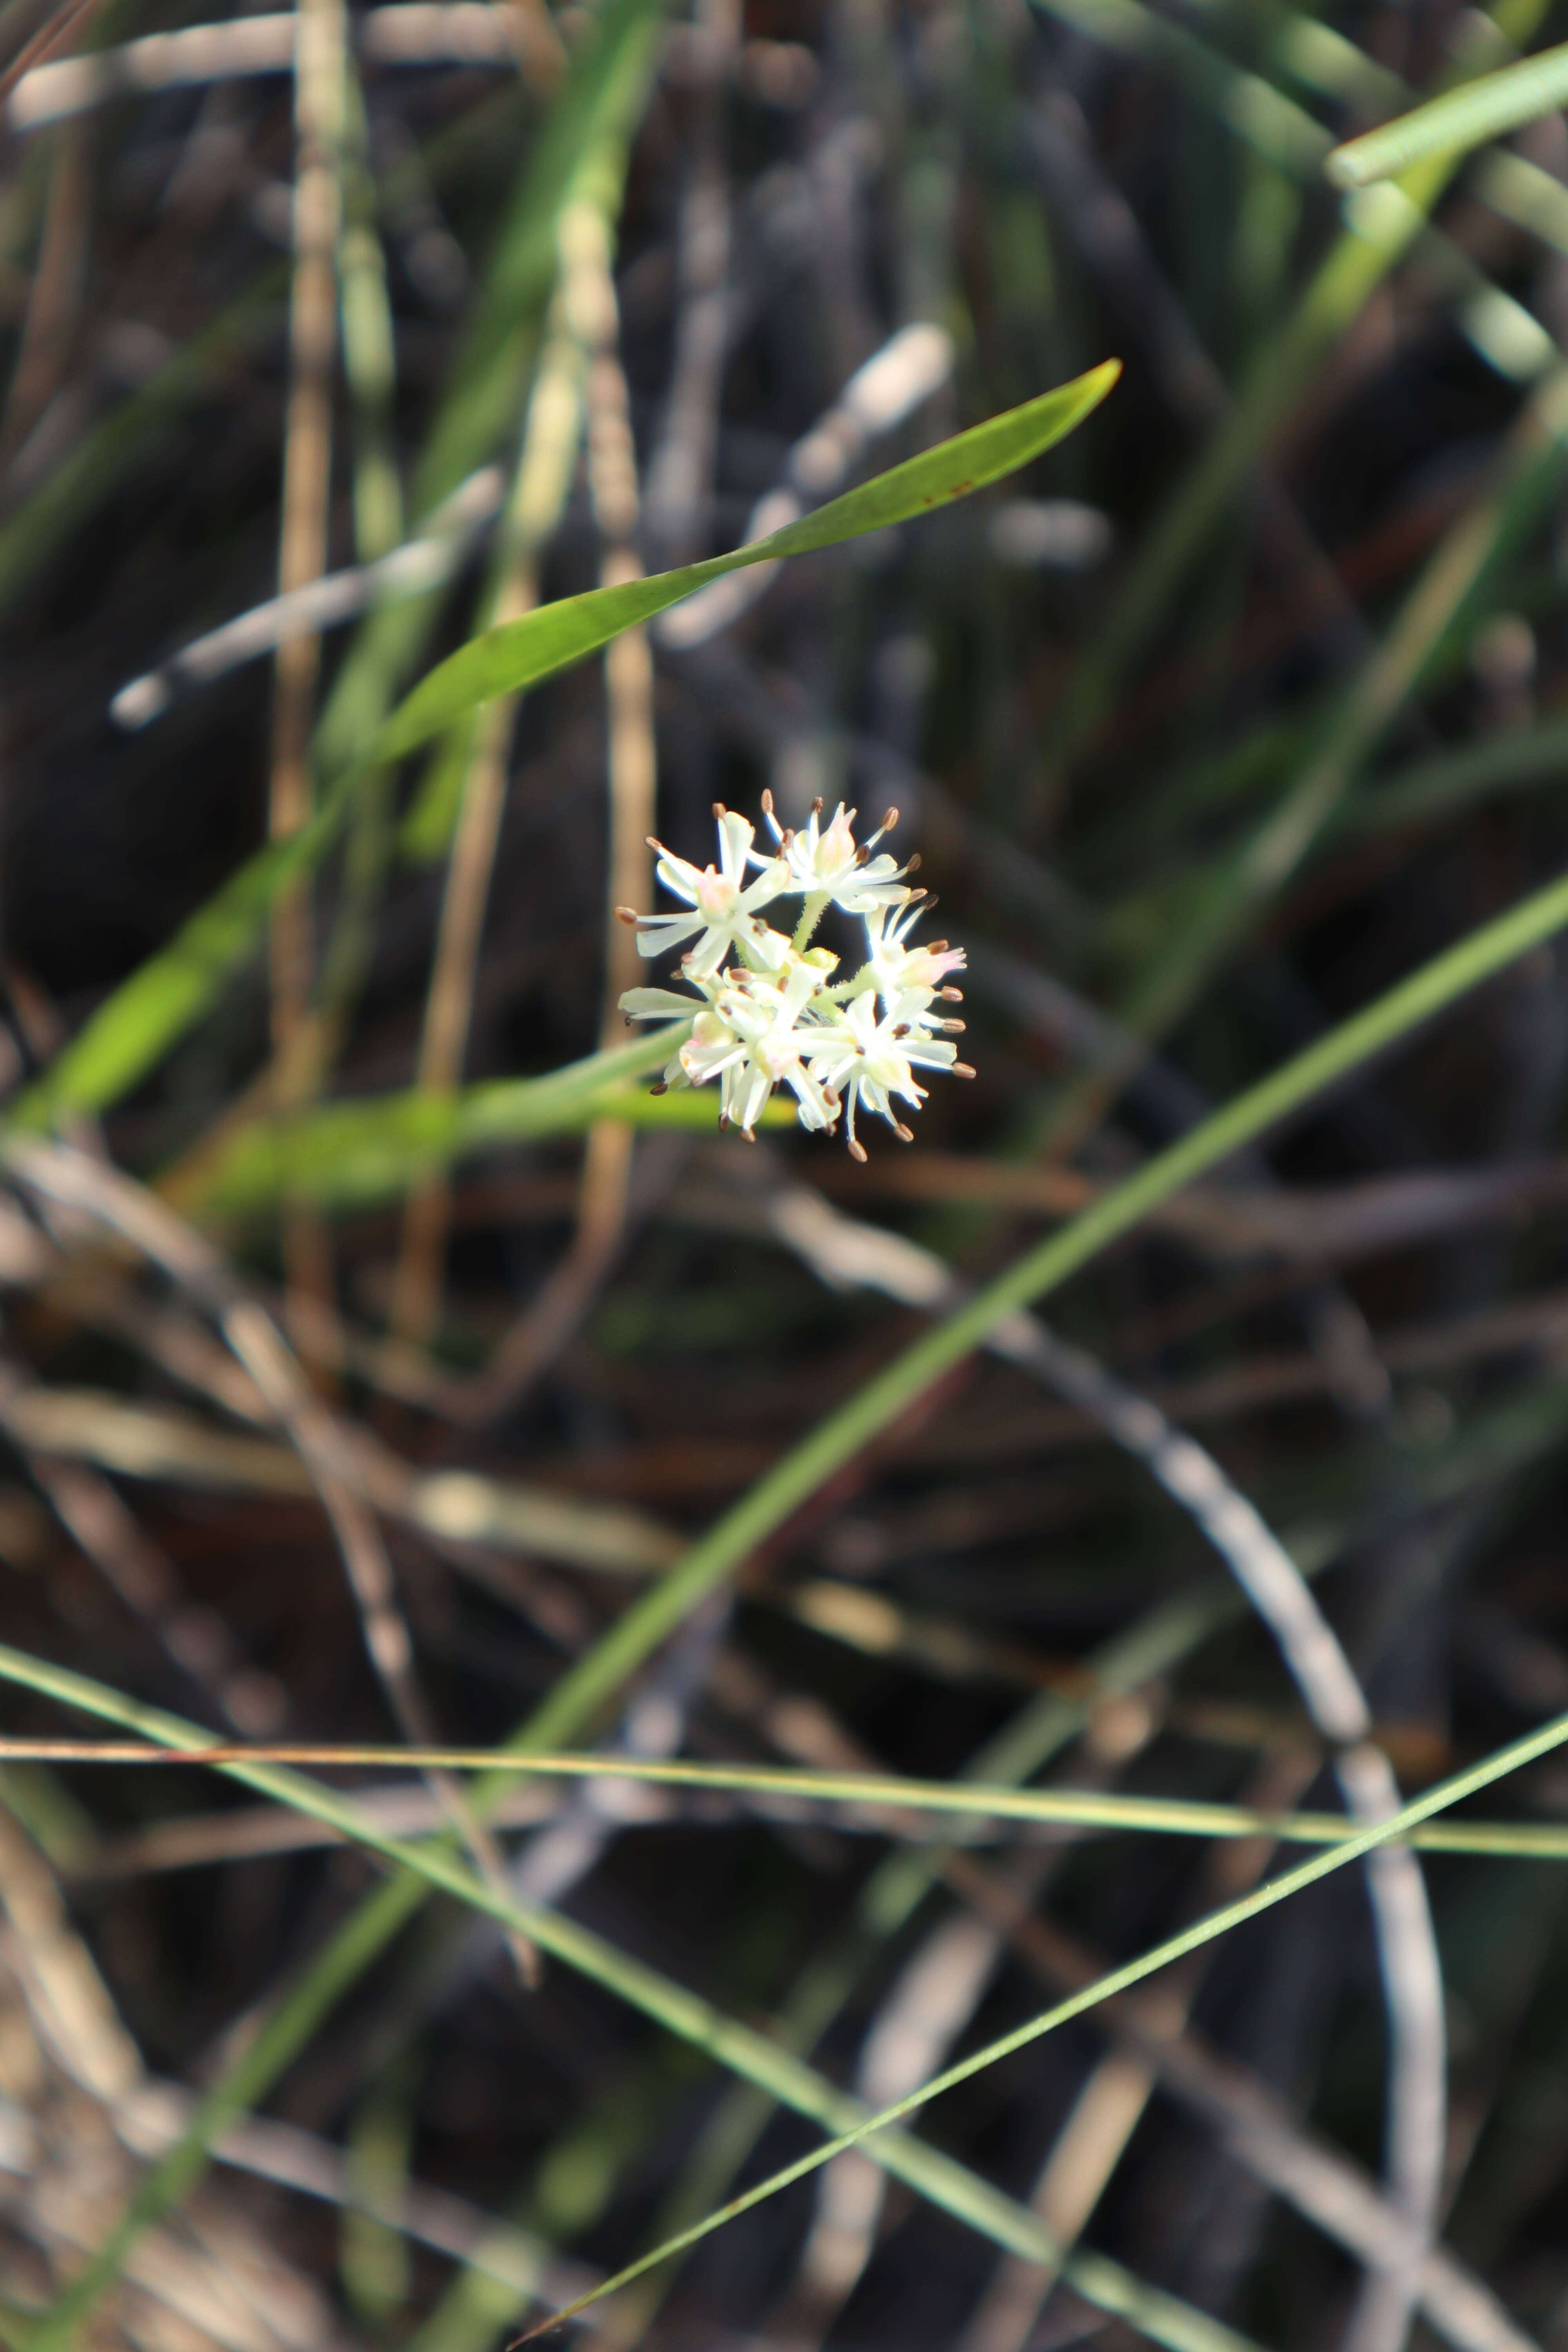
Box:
[270,0,346,1342]
[448,196,653,1417]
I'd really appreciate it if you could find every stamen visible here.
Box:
[882,807,899,831]
[954,1062,977,1079]
[942,1019,966,1033]
[615,905,639,924]
[939,986,963,1002]
[712,801,727,817]
[848,1138,868,1163]
[905,853,922,873]
[811,796,824,815]
[760,788,774,815]
[894,1122,915,1143]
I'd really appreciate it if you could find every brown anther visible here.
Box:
[780,828,796,848]
[615,905,640,924]
[742,1126,757,1143]
[882,807,899,831]
[954,1062,977,1079]
[894,1122,915,1143]
[712,801,727,818]
[645,835,662,851]
[928,940,949,953]
[939,986,964,1002]
[892,1024,911,1039]
[848,1138,868,1163]
[905,853,922,873]
[854,844,870,865]
[648,1080,668,1096]
[943,1018,966,1033]
[718,1113,731,1131]
[811,796,824,816]
[760,788,775,815]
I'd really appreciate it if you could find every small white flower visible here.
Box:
[862,898,967,1007]
[616,793,970,1152]
[760,797,913,916]
[632,807,791,977]
[715,962,841,1137]
[809,988,967,1160]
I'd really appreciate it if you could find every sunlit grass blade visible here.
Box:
[171,1024,796,1219]
[5,1736,1568,1857]
[1328,38,1568,186]
[373,361,1121,759]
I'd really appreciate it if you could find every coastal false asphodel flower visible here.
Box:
[617,795,971,1159]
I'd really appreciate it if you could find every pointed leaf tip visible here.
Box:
[375,360,1123,763]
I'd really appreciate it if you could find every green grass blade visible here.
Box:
[523,1689,1568,2340]
[5,1637,1568,2352]
[0,1641,1262,2352]
[12,1738,1568,1855]
[373,362,1121,759]
[1328,38,1568,186]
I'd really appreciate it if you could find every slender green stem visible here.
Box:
[791,890,831,951]
[3,1737,1566,1855]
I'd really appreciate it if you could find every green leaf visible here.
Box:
[373,360,1122,761]
[1328,37,1568,186]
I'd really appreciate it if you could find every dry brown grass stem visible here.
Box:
[447,196,654,1420]
[385,286,590,1356]
[270,0,346,1350]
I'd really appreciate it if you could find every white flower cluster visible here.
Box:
[617,795,971,1159]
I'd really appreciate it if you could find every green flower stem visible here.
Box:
[791,890,831,951]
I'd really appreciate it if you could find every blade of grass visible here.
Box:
[1328,40,1568,187]
[372,359,1121,760]
[3,1638,1568,2352]
[4,1738,1568,1856]
[0,1641,1269,2352]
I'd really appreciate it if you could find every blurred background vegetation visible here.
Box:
[6,0,1568,2345]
